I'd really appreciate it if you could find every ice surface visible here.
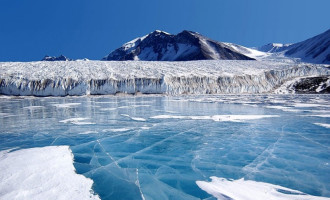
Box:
[0,146,100,200]
[0,95,329,199]
[305,115,330,118]
[196,177,329,200]
[0,60,329,96]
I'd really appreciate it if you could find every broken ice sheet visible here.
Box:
[0,95,329,199]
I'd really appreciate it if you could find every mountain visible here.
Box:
[222,42,269,60]
[257,43,291,53]
[42,55,71,61]
[102,30,254,61]
[257,29,330,64]
[284,29,330,64]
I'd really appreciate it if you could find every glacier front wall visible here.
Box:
[0,65,329,96]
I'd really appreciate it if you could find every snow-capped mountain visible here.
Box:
[42,55,71,61]
[222,42,269,60]
[103,30,254,61]
[284,29,330,64]
[257,43,291,53]
[257,29,330,64]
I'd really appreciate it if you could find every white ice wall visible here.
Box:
[0,60,329,96]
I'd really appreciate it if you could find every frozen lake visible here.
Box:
[0,95,329,200]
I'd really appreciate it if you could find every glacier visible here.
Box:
[0,60,329,96]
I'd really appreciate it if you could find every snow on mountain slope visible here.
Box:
[103,30,254,61]
[285,29,330,64]
[257,29,330,64]
[223,43,270,60]
[0,60,329,96]
[257,43,291,53]
[102,29,330,64]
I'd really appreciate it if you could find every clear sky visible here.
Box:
[0,0,329,61]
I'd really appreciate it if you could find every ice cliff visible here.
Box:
[0,60,329,96]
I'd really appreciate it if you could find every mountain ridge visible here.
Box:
[42,55,71,61]
[284,29,330,64]
[102,30,255,61]
[257,29,330,64]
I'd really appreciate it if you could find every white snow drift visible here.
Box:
[0,60,329,96]
[0,146,100,200]
[150,114,279,122]
[196,177,329,200]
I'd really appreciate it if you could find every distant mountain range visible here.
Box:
[102,29,330,64]
[102,30,254,61]
[283,29,330,64]
[42,55,71,61]
[257,43,292,53]
[256,29,330,64]
[42,29,330,64]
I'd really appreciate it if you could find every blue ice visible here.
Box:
[0,95,329,200]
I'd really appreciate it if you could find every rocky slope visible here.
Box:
[103,30,254,61]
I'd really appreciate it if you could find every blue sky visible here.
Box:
[0,0,329,61]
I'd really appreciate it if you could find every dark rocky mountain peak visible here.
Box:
[42,55,71,61]
[102,30,254,61]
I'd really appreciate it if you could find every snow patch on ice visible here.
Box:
[150,115,279,122]
[102,128,131,132]
[118,105,151,109]
[314,123,330,128]
[99,108,117,111]
[53,103,81,108]
[140,126,151,130]
[59,118,95,125]
[23,106,45,109]
[293,103,325,108]
[79,131,98,135]
[121,114,146,121]
[196,177,329,200]
[0,146,100,200]
[265,105,301,112]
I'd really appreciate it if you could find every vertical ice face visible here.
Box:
[0,60,329,96]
